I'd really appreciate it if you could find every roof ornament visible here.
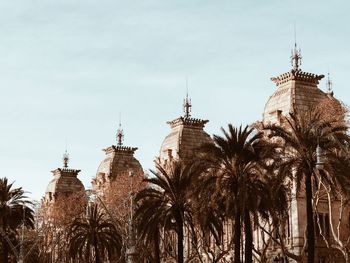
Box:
[326,72,333,94]
[63,150,69,168]
[183,78,192,118]
[116,113,124,146]
[291,24,302,71]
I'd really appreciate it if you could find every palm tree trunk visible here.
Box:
[1,237,9,263]
[305,173,315,263]
[234,208,241,263]
[177,217,184,263]
[1,222,8,263]
[154,229,160,263]
[94,240,100,263]
[244,209,253,263]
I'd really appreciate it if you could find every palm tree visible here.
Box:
[191,171,225,240]
[68,203,122,263]
[190,174,226,262]
[134,160,204,263]
[197,124,284,263]
[264,110,349,263]
[0,177,34,263]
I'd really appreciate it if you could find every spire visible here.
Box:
[63,150,69,168]
[183,78,192,118]
[291,24,302,70]
[326,72,333,95]
[116,114,124,146]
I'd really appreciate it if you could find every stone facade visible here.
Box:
[158,104,215,262]
[264,69,326,125]
[159,116,212,166]
[92,145,144,193]
[258,57,347,263]
[44,164,84,204]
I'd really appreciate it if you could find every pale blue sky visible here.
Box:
[1,0,349,200]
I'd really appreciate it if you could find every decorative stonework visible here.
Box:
[45,167,84,204]
[92,144,143,193]
[260,55,345,263]
[159,116,212,165]
[263,69,333,124]
[271,69,324,86]
[104,145,138,155]
[167,117,209,129]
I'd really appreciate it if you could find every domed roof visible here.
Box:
[159,116,212,165]
[262,68,339,124]
[45,168,84,194]
[92,134,144,192]
[44,162,85,205]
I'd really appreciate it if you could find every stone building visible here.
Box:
[91,123,145,263]
[39,43,348,263]
[263,46,336,125]
[158,93,212,167]
[256,44,348,263]
[41,152,86,263]
[157,95,217,262]
[91,123,144,197]
[44,151,85,205]
[156,45,348,263]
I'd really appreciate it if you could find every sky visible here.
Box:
[0,0,349,201]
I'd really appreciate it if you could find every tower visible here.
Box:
[92,121,144,193]
[260,44,344,262]
[263,43,326,125]
[92,120,144,262]
[158,93,212,166]
[44,151,85,204]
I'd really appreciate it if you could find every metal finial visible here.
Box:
[183,78,192,118]
[116,114,124,146]
[326,73,333,93]
[291,24,302,70]
[63,150,69,168]
[291,43,302,71]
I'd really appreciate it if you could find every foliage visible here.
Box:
[68,203,122,263]
[196,124,288,263]
[264,108,350,263]
[135,160,205,263]
[35,191,87,262]
[0,177,34,263]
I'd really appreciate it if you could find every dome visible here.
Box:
[263,69,338,124]
[45,168,84,203]
[92,145,144,191]
[159,116,212,165]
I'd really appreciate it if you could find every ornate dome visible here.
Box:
[46,168,84,193]
[45,153,84,203]
[92,145,143,190]
[92,124,144,192]
[158,95,212,165]
[263,69,342,125]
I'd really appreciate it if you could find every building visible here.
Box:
[257,44,347,263]
[41,152,86,263]
[158,92,212,167]
[44,151,84,205]
[91,122,144,205]
[40,43,348,263]
[91,122,145,262]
